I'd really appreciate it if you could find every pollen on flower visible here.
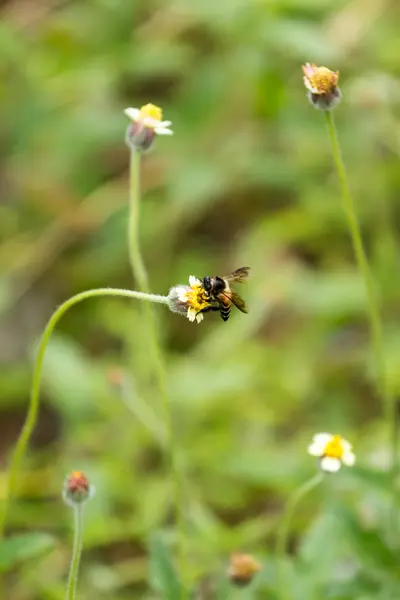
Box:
[167,276,210,324]
[324,434,344,459]
[302,63,341,110]
[139,103,163,122]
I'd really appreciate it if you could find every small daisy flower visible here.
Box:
[124,103,173,151]
[302,63,341,111]
[308,433,355,473]
[167,275,211,324]
[63,471,95,507]
[228,553,262,587]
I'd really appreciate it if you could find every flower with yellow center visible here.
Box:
[308,432,355,473]
[302,63,341,110]
[124,103,173,135]
[167,276,211,324]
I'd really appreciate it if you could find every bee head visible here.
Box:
[202,276,212,292]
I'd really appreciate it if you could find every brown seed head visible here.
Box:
[228,552,262,587]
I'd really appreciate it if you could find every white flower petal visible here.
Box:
[189,275,201,287]
[124,107,141,121]
[176,286,189,302]
[142,116,162,128]
[303,77,318,94]
[308,433,333,456]
[312,432,334,444]
[308,443,324,457]
[155,127,174,135]
[342,450,356,467]
[320,456,342,473]
[187,308,197,322]
[340,439,353,453]
[195,313,204,323]
[159,120,172,127]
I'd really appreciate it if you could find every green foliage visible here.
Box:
[0,533,56,572]
[148,535,184,600]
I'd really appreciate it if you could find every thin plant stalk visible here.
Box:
[128,149,150,292]
[325,111,397,527]
[276,472,323,600]
[65,505,84,600]
[128,148,186,593]
[0,288,168,538]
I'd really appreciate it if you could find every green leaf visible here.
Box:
[334,506,399,580]
[148,534,183,600]
[299,510,342,575]
[348,466,392,498]
[297,510,344,599]
[0,533,56,572]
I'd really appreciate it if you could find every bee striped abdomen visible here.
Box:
[220,305,231,321]
[219,295,231,321]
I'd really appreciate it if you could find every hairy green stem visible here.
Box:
[325,111,397,532]
[276,473,323,599]
[0,288,168,538]
[128,149,149,291]
[128,149,186,595]
[65,505,84,600]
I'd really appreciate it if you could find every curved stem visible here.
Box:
[276,473,323,600]
[0,288,168,538]
[65,505,84,600]
[128,149,186,594]
[325,111,397,534]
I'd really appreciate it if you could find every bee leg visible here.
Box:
[198,306,216,314]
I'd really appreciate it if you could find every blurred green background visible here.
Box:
[1,0,400,598]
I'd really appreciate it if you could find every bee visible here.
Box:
[200,266,250,321]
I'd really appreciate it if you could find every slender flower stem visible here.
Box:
[276,473,323,599]
[127,149,186,595]
[325,111,397,531]
[0,288,168,539]
[65,505,84,600]
[128,149,149,291]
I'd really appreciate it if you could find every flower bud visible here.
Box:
[227,552,262,587]
[302,63,341,111]
[125,122,156,151]
[63,471,94,507]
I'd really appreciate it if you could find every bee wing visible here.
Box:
[221,291,248,314]
[224,266,251,284]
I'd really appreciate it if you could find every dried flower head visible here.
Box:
[63,471,95,507]
[308,433,355,473]
[302,63,341,110]
[124,103,173,151]
[167,275,211,323]
[228,553,262,587]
